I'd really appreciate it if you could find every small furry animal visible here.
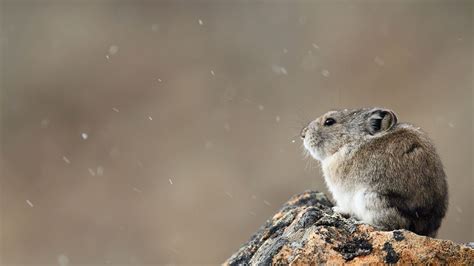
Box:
[301,107,448,237]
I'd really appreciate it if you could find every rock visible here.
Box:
[225,191,474,265]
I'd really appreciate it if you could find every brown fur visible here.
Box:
[301,108,448,237]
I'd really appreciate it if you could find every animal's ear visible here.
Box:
[367,108,398,135]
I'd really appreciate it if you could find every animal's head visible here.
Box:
[301,107,398,161]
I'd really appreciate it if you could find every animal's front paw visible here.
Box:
[332,206,351,218]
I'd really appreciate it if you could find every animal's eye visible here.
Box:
[324,118,336,126]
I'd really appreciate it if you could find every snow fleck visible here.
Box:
[374,56,385,66]
[88,168,96,176]
[321,69,330,77]
[105,54,110,60]
[26,200,34,208]
[248,211,257,216]
[224,123,231,132]
[251,195,257,200]
[263,200,271,206]
[109,147,120,157]
[205,140,213,149]
[62,156,71,164]
[298,16,307,25]
[242,98,252,104]
[132,187,143,193]
[97,166,104,176]
[455,206,463,213]
[81,133,88,140]
[271,65,288,75]
[40,119,50,128]
[291,140,296,143]
[258,105,264,111]
[312,43,320,49]
[108,45,119,55]
[210,70,215,76]
[57,254,69,266]
[275,116,281,122]
[448,122,455,128]
[283,48,288,54]
[301,52,318,71]
[168,178,173,185]
[198,19,204,25]
[157,78,162,83]
[112,107,120,113]
[225,191,233,198]
[151,24,160,32]
[168,247,180,255]
[129,256,139,264]
[148,116,153,121]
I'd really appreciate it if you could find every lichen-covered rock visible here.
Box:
[225,191,474,265]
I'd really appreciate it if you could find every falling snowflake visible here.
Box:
[151,24,159,32]
[205,140,213,149]
[88,168,96,176]
[97,166,104,176]
[224,123,231,131]
[198,19,203,25]
[271,65,288,75]
[40,119,50,128]
[374,56,385,66]
[321,69,330,77]
[298,16,307,25]
[26,200,34,208]
[81,133,88,140]
[108,45,119,55]
[57,254,69,266]
[62,156,71,164]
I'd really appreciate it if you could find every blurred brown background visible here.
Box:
[1,0,472,264]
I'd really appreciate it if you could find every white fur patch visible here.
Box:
[304,137,322,161]
[321,146,375,224]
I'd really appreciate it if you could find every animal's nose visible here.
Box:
[300,126,309,139]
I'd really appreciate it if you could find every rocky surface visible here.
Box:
[225,191,474,265]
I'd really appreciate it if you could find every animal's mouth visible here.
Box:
[302,133,323,161]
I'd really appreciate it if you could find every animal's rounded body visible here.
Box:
[302,108,448,237]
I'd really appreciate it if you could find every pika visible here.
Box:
[301,107,448,237]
